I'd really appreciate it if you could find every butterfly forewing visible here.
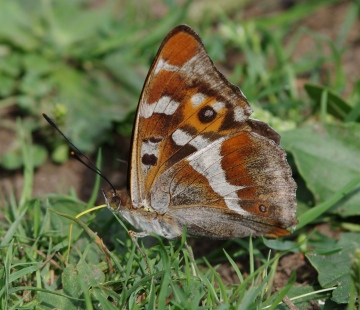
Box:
[131,25,252,206]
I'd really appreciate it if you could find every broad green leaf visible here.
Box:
[36,261,106,309]
[282,122,360,217]
[32,144,48,167]
[62,264,83,298]
[35,291,80,310]
[75,260,105,289]
[306,233,360,304]
[51,144,69,163]
[261,238,298,251]
[36,265,91,310]
[0,147,23,170]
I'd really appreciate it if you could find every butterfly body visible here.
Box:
[105,189,183,239]
[104,25,297,239]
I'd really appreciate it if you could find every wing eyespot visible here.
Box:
[259,205,267,213]
[198,106,217,123]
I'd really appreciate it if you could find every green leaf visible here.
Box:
[36,290,82,310]
[282,122,360,217]
[0,144,47,170]
[62,264,83,298]
[75,260,105,289]
[32,144,48,167]
[51,144,69,163]
[47,196,88,235]
[0,147,23,170]
[36,261,106,309]
[261,238,298,251]
[306,233,360,304]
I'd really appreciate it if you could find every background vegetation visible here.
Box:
[0,0,359,309]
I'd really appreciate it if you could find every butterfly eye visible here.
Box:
[109,195,121,211]
[198,106,217,123]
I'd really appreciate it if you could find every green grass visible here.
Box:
[1,0,360,309]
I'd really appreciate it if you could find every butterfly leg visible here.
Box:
[128,230,151,274]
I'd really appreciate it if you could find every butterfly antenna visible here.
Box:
[70,151,116,194]
[42,113,117,195]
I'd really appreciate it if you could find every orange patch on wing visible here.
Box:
[238,200,271,216]
[146,70,185,103]
[221,133,256,187]
[265,227,290,238]
[161,32,199,66]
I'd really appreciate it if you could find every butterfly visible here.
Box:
[103,25,297,239]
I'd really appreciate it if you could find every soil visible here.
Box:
[0,0,358,305]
